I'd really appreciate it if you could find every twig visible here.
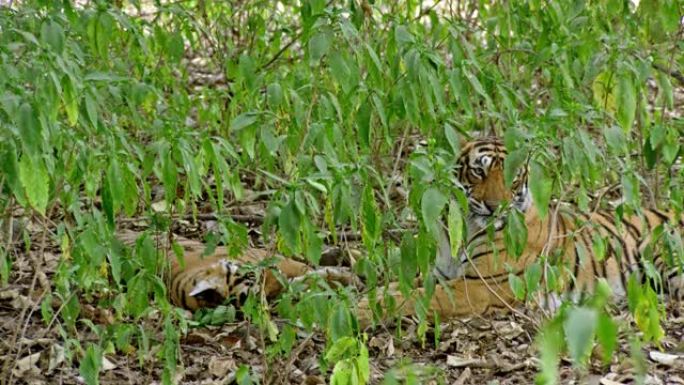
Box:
[412,0,443,21]
[278,333,313,385]
[462,252,538,327]
[259,30,304,71]
[652,63,684,86]
[258,0,335,71]
[5,214,48,385]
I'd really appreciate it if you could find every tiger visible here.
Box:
[116,230,357,312]
[357,136,684,325]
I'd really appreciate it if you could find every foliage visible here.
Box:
[0,0,682,384]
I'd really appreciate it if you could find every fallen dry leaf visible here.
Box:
[453,367,471,385]
[649,351,682,367]
[47,344,65,373]
[493,320,524,340]
[208,356,235,377]
[13,351,42,378]
[102,356,117,371]
[600,378,626,385]
[446,355,484,368]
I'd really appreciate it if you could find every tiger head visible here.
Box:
[183,259,255,309]
[455,137,530,218]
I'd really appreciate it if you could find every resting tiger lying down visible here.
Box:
[117,230,357,311]
[357,136,684,325]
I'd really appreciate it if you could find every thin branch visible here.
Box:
[259,30,304,71]
[652,62,684,86]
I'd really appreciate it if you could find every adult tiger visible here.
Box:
[117,230,357,311]
[357,136,683,324]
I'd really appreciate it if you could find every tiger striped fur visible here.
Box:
[357,137,683,324]
[117,230,356,311]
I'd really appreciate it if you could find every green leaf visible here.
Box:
[330,361,351,385]
[309,0,327,15]
[508,273,526,301]
[128,273,150,318]
[137,233,158,273]
[302,218,322,265]
[444,123,460,154]
[0,142,26,207]
[592,71,616,111]
[529,160,552,219]
[179,141,202,197]
[621,173,640,207]
[421,188,447,239]
[357,343,370,384]
[564,306,598,367]
[447,200,463,257]
[84,91,99,130]
[524,262,542,297]
[399,234,417,295]
[122,162,139,216]
[40,20,64,53]
[394,25,413,45]
[328,305,352,342]
[416,230,434,276]
[238,54,257,89]
[592,234,607,262]
[239,125,257,160]
[371,94,387,128]
[230,112,258,131]
[325,336,357,362]
[536,317,563,385]
[604,125,627,154]
[616,72,636,132]
[107,242,122,286]
[166,31,184,62]
[19,155,49,215]
[278,200,301,252]
[626,274,641,313]
[79,344,102,385]
[503,209,527,258]
[14,29,39,45]
[503,149,526,188]
[596,313,617,364]
[267,83,283,108]
[62,75,79,126]
[356,101,372,150]
[309,32,331,63]
[84,72,128,82]
[0,249,11,286]
[361,186,381,250]
[107,158,124,215]
[102,173,114,225]
[17,103,43,155]
[161,150,177,205]
[462,68,489,100]
[656,71,674,109]
[629,277,665,343]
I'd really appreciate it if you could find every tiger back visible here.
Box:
[358,137,683,324]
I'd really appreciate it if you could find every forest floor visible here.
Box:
[1,214,684,385]
[2,5,684,382]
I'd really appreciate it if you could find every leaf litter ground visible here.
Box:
[2,60,684,385]
[1,213,684,385]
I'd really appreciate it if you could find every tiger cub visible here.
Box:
[358,136,683,324]
[117,230,356,311]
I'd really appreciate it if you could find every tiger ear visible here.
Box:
[188,278,221,297]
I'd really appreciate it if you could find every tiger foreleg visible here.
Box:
[288,266,364,289]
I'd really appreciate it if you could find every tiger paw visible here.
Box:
[290,266,365,290]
